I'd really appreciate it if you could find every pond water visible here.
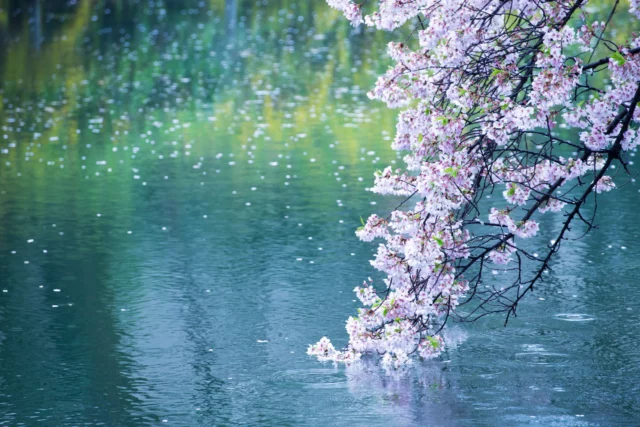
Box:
[0,1,639,425]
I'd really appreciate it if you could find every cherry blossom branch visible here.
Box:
[310,0,640,369]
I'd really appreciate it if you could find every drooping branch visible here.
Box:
[309,0,640,368]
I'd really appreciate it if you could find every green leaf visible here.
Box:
[360,216,366,226]
[490,68,502,77]
[443,167,458,177]
[383,307,388,317]
[612,51,626,66]
[437,116,449,125]
[427,336,440,349]
[507,184,516,197]
[433,236,444,247]
[418,133,424,143]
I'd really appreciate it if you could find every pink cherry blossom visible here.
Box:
[311,0,640,368]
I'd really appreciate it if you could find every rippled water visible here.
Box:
[0,1,639,425]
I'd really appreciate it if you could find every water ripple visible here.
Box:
[554,313,596,322]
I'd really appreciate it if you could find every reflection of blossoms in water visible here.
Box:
[339,329,468,424]
[345,358,447,403]
[312,0,640,367]
[342,351,455,425]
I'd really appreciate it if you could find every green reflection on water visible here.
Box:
[0,1,402,424]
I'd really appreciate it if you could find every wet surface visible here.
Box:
[0,1,639,425]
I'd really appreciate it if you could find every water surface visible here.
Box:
[0,1,639,425]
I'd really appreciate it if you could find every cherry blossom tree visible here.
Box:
[309,0,640,369]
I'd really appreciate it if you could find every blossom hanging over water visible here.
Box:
[311,0,640,368]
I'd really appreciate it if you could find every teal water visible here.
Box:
[0,1,639,425]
